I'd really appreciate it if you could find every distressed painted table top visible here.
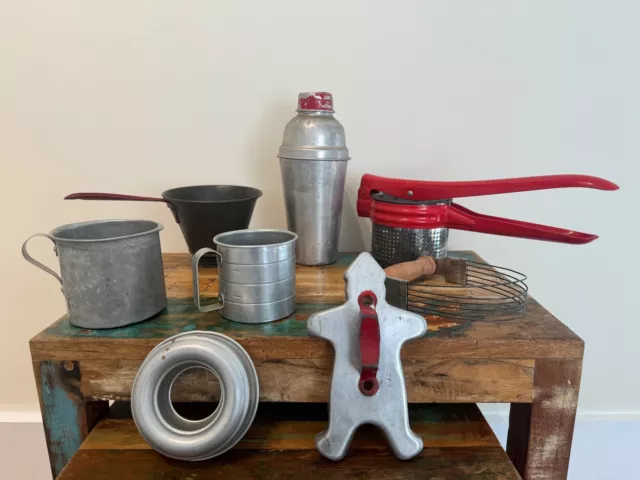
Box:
[30,251,583,362]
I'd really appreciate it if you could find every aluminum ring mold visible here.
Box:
[131,331,259,461]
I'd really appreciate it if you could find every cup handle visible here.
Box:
[22,234,63,286]
[192,248,224,313]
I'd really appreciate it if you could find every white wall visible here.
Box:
[1,0,638,414]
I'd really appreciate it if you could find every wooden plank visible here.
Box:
[31,331,583,362]
[30,299,584,362]
[506,358,582,480]
[79,358,534,403]
[58,404,521,479]
[168,255,350,303]
[32,361,108,478]
[82,403,500,450]
[59,448,520,479]
[83,420,497,450]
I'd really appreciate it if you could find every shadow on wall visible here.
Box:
[245,100,290,230]
[341,185,367,253]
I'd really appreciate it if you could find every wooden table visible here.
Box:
[30,252,583,479]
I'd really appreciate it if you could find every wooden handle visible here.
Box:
[384,256,438,282]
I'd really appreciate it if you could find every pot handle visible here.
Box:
[22,234,63,286]
[192,248,224,313]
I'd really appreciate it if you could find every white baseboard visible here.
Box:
[0,410,42,423]
[480,410,640,480]
[0,403,41,422]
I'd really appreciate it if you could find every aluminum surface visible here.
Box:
[192,229,297,323]
[307,252,427,461]
[278,96,349,161]
[218,257,295,284]
[219,277,294,304]
[131,331,259,461]
[221,294,296,324]
[22,219,166,329]
[278,93,349,266]
[214,229,297,265]
[280,159,348,266]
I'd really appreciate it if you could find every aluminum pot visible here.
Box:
[192,229,297,323]
[22,219,166,329]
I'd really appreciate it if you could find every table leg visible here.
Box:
[33,360,108,478]
[506,358,582,480]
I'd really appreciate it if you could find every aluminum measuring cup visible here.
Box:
[192,229,298,323]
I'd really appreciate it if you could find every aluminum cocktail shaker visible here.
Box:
[278,92,350,265]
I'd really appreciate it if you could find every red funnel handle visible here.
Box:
[65,192,166,202]
[357,174,619,217]
[65,192,179,223]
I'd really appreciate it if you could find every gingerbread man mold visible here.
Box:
[307,252,427,461]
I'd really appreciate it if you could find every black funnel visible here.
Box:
[162,185,262,261]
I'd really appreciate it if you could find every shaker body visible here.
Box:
[280,157,347,265]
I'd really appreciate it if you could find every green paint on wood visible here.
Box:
[39,361,83,477]
[45,301,332,339]
[331,253,360,267]
[44,298,476,340]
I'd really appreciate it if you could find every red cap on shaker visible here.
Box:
[297,92,334,112]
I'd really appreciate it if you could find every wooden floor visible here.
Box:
[57,403,521,479]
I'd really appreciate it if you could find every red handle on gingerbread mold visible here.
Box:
[358,291,380,397]
[357,174,619,217]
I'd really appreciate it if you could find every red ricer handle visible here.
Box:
[445,203,598,244]
[357,174,619,217]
